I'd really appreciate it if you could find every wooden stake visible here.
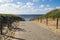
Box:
[56,18,58,29]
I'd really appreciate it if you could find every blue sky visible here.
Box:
[0,0,60,14]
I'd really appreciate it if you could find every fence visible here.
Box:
[36,18,60,29]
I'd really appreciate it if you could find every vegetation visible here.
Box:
[44,9,60,18]
[0,14,25,35]
[44,9,60,28]
[31,9,60,29]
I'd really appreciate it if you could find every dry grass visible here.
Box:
[0,21,20,40]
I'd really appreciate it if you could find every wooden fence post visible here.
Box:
[56,18,58,29]
[38,18,39,22]
[0,18,3,35]
[46,17,48,26]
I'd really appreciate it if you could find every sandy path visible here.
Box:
[13,21,60,40]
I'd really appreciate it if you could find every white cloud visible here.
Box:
[33,0,52,2]
[21,2,34,10]
[56,7,60,9]
[0,2,35,14]
[33,0,38,2]
[17,2,23,6]
[0,2,55,14]
[29,6,54,14]
[42,0,52,2]
[38,8,53,14]
[39,4,44,8]
[26,2,34,9]
[46,4,50,7]
[0,3,21,14]
[0,0,13,3]
[39,4,50,8]
[35,4,54,14]
[17,2,24,8]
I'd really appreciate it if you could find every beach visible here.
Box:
[32,19,60,36]
[11,21,60,40]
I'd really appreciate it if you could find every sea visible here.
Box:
[17,14,43,21]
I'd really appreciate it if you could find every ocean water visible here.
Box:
[17,14,43,21]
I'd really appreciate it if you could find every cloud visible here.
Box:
[0,2,55,14]
[42,0,52,2]
[33,0,52,2]
[32,8,54,14]
[17,2,24,8]
[0,2,35,14]
[39,4,50,8]
[25,2,34,9]
[0,3,21,14]
[39,4,44,8]
[56,6,60,9]
[33,0,38,2]
[21,2,34,10]
[0,0,13,3]
[17,2,23,5]
[34,4,54,14]
[46,4,50,7]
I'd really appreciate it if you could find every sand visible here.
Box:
[32,19,60,35]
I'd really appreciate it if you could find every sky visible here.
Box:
[0,0,60,14]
